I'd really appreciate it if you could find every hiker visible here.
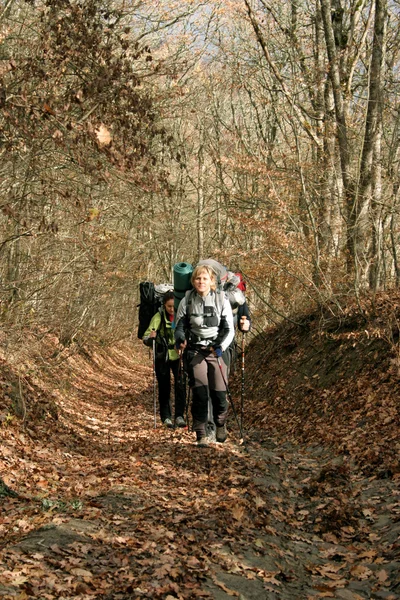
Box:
[174,264,235,446]
[222,270,251,375]
[223,270,251,332]
[142,291,186,429]
[235,272,251,331]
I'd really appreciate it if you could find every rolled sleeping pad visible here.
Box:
[173,262,193,313]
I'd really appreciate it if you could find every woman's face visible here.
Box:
[193,270,212,296]
[164,299,175,316]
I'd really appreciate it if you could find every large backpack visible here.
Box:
[137,282,173,339]
[196,259,228,287]
[195,259,245,313]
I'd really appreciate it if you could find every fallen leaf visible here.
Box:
[232,505,245,521]
[71,568,93,578]
[96,124,112,147]
[350,565,372,580]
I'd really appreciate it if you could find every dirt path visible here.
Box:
[0,341,399,599]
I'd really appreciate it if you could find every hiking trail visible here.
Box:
[0,330,399,599]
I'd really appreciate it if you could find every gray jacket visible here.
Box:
[175,289,234,352]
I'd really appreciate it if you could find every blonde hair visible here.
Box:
[191,265,217,291]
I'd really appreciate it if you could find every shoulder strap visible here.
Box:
[185,289,194,302]
[156,308,166,335]
[213,289,225,315]
[185,289,195,317]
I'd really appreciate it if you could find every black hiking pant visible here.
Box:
[155,358,185,422]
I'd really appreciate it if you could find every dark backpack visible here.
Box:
[137,282,173,339]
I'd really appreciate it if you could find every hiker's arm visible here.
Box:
[174,298,188,349]
[238,303,251,332]
[142,313,160,347]
[213,297,234,352]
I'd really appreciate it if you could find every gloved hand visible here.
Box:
[213,346,223,358]
[175,338,186,351]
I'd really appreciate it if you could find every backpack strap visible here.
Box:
[185,288,225,315]
[214,289,225,315]
[156,307,166,335]
[184,289,226,345]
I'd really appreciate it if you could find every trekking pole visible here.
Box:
[178,352,188,427]
[152,335,157,429]
[241,332,245,432]
[216,356,244,441]
[185,386,191,429]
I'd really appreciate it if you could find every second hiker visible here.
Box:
[142,291,186,428]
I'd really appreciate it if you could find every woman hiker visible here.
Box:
[174,265,234,446]
[142,291,186,428]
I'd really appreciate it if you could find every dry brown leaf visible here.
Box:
[211,575,240,597]
[350,565,372,580]
[232,505,245,521]
[254,495,266,508]
[70,568,93,578]
[96,124,112,147]
[186,556,201,568]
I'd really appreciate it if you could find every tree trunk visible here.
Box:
[197,146,205,261]
[357,0,387,289]
[319,0,355,273]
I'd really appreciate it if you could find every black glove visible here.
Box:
[175,338,185,350]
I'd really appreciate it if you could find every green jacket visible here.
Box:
[143,309,179,362]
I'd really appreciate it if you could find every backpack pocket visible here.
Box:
[203,306,219,327]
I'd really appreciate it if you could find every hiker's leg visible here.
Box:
[208,354,228,427]
[188,352,209,439]
[170,359,185,419]
[155,360,172,422]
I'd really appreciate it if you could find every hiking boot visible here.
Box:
[197,436,208,447]
[163,418,173,429]
[175,416,186,428]
[216,424,227,443]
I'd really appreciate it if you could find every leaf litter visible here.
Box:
[0,292,399,599]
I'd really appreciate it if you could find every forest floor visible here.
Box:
[0,291,399,600]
